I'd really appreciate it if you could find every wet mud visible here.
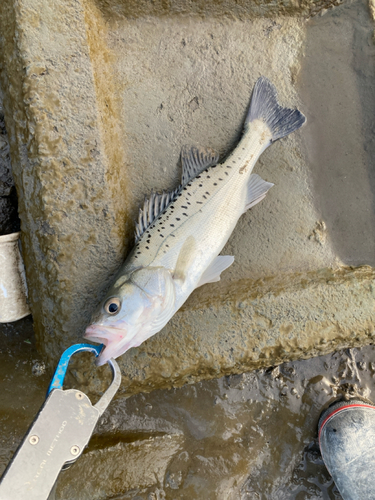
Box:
[1,318,375,499]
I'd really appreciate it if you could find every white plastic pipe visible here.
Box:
[0,232,30,322]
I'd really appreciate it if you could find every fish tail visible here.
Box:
[246,76,306,141]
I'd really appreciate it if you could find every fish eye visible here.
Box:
[104,297,121,315]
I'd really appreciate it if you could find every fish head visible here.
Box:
[85,267,176,365]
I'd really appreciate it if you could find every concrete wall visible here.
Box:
[0,0,131,362]
[0,0,374,395]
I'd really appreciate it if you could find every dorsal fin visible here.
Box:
[181,145,219,185]
[134,186,181,242]
[134,145,218,243]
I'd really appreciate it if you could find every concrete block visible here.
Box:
[0,0,374,395]
[115,266,375,395]
[0,0,130,361]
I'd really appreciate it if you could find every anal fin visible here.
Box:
[196,255,234,288]
[243,174,274,213]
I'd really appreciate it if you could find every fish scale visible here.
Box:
[85,77,306,365]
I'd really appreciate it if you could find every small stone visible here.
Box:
[270,366,280,379]
[32,361,46,376]
[165,470,182,489]
[308,220,327,245]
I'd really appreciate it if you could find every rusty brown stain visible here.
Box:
[260,131,267,144]
[239,154,253,174]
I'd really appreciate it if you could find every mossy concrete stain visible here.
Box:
[82,0,132,245]
[93,0,333,21]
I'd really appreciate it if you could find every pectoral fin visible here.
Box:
[243,174,274,213]
[173,236,197,282]
[196,255,234,288]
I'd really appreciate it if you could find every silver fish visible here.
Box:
[85,77,306,365]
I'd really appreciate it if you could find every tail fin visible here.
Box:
[246,76,306,142]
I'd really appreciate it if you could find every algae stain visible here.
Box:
[82,0,133,253]
[280,322,294,337]
[93,0,315,20]
[253,311,273,329]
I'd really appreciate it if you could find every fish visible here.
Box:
[84,76,306,366]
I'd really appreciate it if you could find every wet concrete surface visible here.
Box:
[2,318,375,499]
[27,0,375,397]
[298,0,375,267]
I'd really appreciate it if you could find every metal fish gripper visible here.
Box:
[0,343,121,500]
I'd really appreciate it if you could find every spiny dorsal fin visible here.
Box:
[134,145,219,242]
[134,186,181,242]
[181,145,219,185]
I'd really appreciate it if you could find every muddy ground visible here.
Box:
[1,317,375,499]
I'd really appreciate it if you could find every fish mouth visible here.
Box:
[84,324,127,346]
[84,324,134,366]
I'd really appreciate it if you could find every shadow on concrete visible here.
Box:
[298,0,375,267]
